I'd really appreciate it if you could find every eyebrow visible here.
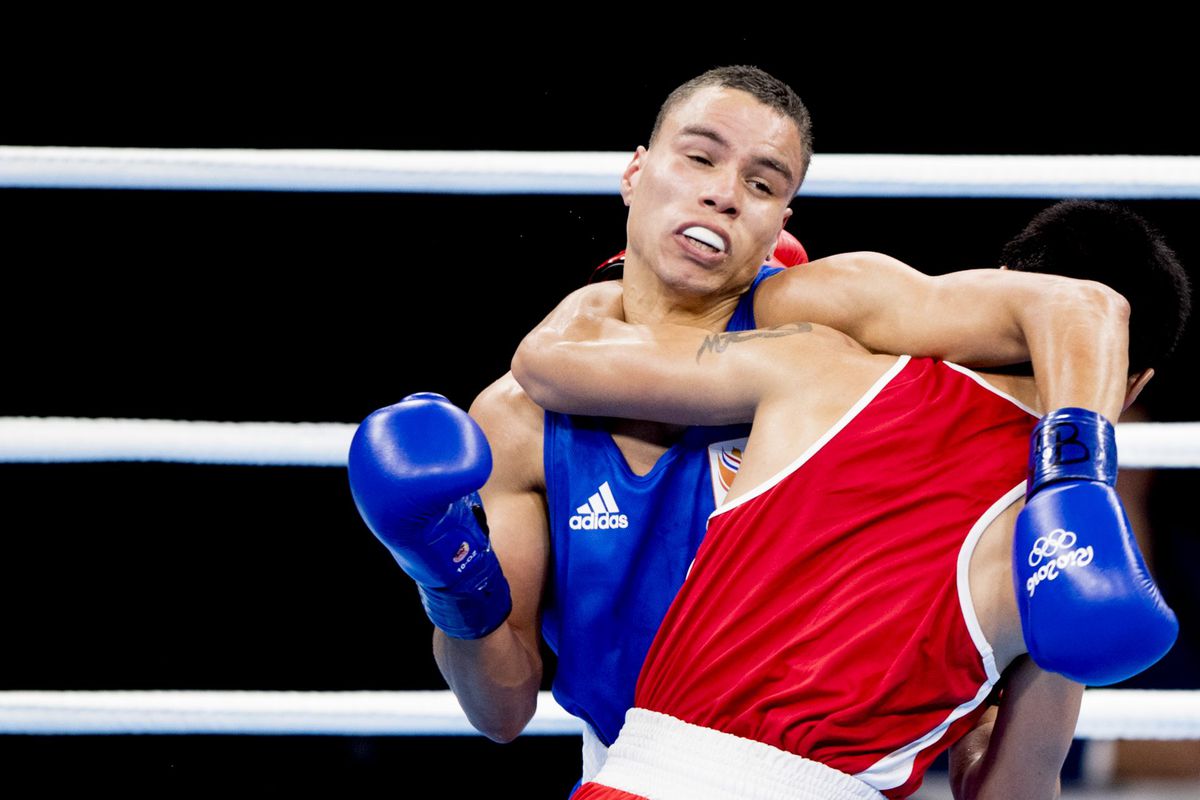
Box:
[677,124,795,190]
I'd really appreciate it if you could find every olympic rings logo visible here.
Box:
[1024,528,1095,598]
[1028,528,1078,567]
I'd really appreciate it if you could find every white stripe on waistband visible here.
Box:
[589,708,886,800]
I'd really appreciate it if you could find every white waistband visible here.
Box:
[591,709,886,800]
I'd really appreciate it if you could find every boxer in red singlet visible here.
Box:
[512,201,1190,800]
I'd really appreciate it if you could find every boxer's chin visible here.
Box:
[661,252,759,299]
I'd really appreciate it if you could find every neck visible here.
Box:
[621,255,748,330]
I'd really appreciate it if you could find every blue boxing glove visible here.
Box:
[347,392,512,639]
[1015,408,1178,684]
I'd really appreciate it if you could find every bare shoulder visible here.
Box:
[470,372,546,492]
[754,252,914,331]
[760,251,908,292]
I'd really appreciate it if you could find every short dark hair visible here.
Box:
[1001,200,1191,373]
[649,65,814,190]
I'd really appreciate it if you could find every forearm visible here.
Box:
[438,376,553,743]
[953,722,1062,800]
[951,662,1081,800]
[757,255,1132,420]
[955,736,1064,800]
[951,713,1005,800]
[957,762,1061,800]
[892,267,1132,420]
[1013,277,1130,422]
[434,620,543,743]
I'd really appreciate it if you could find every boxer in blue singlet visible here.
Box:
[542,265,776,757]
[348,65,1136,791]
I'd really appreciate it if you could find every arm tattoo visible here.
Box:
[695,323,813,363]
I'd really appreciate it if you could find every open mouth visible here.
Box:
[681,226,726,255]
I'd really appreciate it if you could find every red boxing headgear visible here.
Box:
[766,229,808,268]
[589,250,627,284]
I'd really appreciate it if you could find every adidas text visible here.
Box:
[569,513,629,531]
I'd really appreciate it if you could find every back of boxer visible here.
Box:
[512,201,1191,799]
[350,65,1138,790]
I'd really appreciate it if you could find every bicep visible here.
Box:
[479,478,548,641]
[991,657,1084,762]
[469,379,551,645]
[755,252,1045,364]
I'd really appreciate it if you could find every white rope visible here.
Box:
[807,154,1200,199]
[0,689,1194,738]
[4,146,1200,198]
[0,147,626,195]
[1078,690,1200,740]
[1117,422,1200,468]
[0,417,353,466]
[1,418,1195,468]
[0,690,577,735]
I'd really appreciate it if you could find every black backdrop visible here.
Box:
[3,29,1197,795]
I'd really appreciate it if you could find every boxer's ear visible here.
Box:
[1123,368,1155,412]
[620,147,647,207]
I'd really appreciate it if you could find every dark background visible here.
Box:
[2,27,1197,794]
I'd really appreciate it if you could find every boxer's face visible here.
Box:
[621,87,802,298]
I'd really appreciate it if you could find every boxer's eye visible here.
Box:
[688,155,713,166]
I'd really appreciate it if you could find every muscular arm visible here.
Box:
[754,252,1131,421]
[949,657,1084,800]
[511,284,853,424]
[432,375,548,742]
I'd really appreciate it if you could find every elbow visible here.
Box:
[510,335,557,410]
[510,338,534,394]
[481,717,529,744]
[473,696,538,744]
[1091,281,1131,325]
[1065,279,1131,328]
[514,325,596,412]
[478,720,522,744]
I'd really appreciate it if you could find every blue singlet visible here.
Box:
[541,266,780,747]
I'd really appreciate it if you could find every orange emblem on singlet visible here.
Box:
[707,438,748,506]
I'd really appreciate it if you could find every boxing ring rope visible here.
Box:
[5,147,1198,747]
[0,417,351,467]
[3,417,1198,468]
[4,146,1200,198]
[2,416,1198,739]
[0,690,1196,739]
[0,691,578,736]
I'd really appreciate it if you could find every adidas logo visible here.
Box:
[568,481,630,531]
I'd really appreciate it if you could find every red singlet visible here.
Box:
[625,357,1036,798]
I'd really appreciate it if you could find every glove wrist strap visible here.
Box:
[405,492,513,639]
[1027,407,1118,497]
[418,554,513,639]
